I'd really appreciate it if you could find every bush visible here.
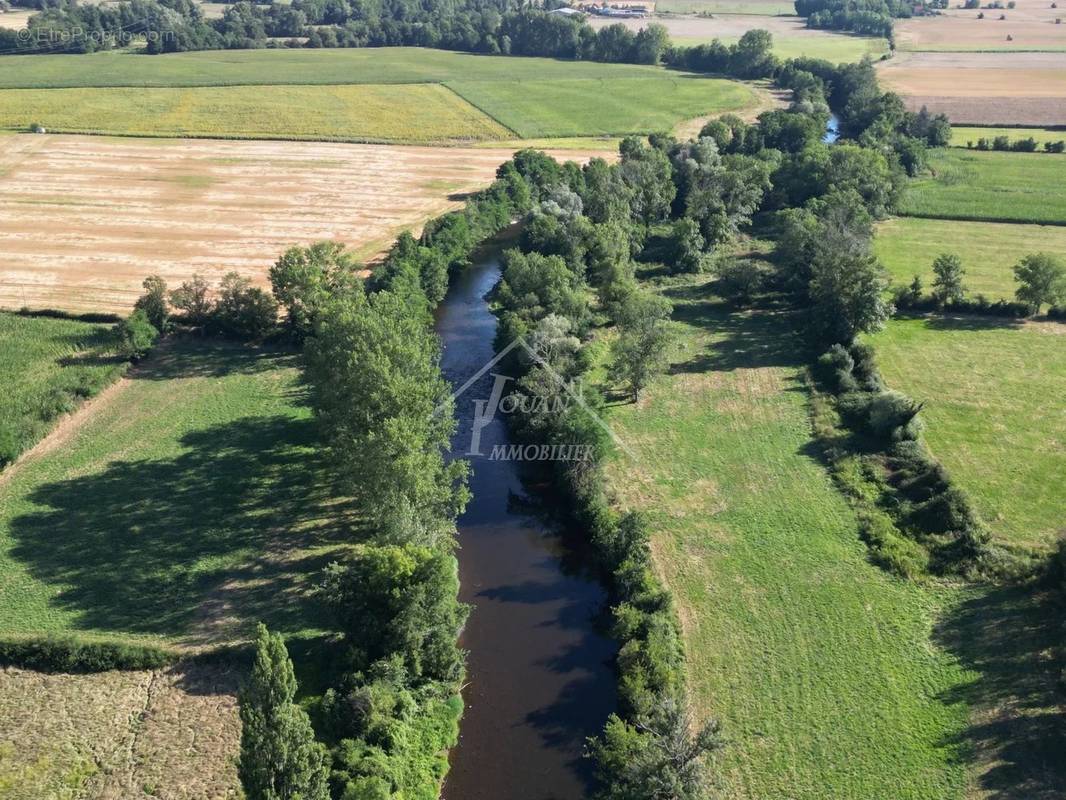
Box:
[715,258,766,305]
[214,272,279,340]
[115,309,158,360]
[0,635,175,673]
[867,390,924,441]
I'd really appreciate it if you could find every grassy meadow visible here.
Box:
[0,83,513,143]
[900,149,1066,225]
[950,126,1066,148]
[0,338,354,649]
[874,217,1066,299]
[868,316,1066,554]
[674,31,889,62]
[0,312,127,468]
[600,263,978,799]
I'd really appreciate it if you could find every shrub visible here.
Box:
[214,272,279,340]
[867,390,924,442]
[0,635,175,673]
[715,258,766,305]
[115,309,158,360]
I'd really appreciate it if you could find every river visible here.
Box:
[435,252,617,800]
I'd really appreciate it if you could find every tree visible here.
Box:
[808,228,892,344]
[134,275,169,332]
[588,699,721,800]
[238,624,330,800]
[305,289,469,544]
[115,309,158,360]
[169,274,214,325]
[270,241,360,338]
[610,290,674,400]
[931,252,966,305]
[216,272,280,340]
[1013,252,1066,313]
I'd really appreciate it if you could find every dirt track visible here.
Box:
[0,134,598,314]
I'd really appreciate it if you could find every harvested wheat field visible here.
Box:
[877,52,1066,124]
[0,134,598,314]
[896,0,1066,51]
[0,662,240,800]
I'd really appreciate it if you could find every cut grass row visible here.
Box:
[874,217,1066,300]
[899,148,1066,225]
[0,75,759,142]
[0,312,127,467]
[867,315,1066,554]
[0,338,353,648]
[600,263,976,799]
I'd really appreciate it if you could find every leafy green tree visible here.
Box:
[216,272,279,341]
[270,241,360,337]
[169,274,214,325]
[633,22,669,64]
[305,289,468,544]
[1013,252,1066,313]
[931,252,966,305]
[808,226,892,344]
[134,275,169,332]
[238,624,330,800]
[115,309,158,360]
[496,250,590,330]
[320,544,466,681]
[670,217,706,274]
[610,290,675,400]
[617,138,676,226]
[588,700,721,800]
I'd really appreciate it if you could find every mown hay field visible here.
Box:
[0,312,127,468]
[654,0,795,14]
[877,52,1066,125]
[949,125,1066,148]
[0,83,512,143]
[895,0,1066,51]
[899,149,1066,225]
[0,663,241,800]
[868,316,1066,553]
[0,338,354,647]
[601,263,977,800]
[874,217,1066,299]
[0,134,577,314]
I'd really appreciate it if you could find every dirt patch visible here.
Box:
[877,52,1066,124]
[0,662,240,800]
[0,134,601,314]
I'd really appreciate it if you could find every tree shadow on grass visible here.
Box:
[917,313,1025,333]
[933,584,1066,800]
[8,409,357,645]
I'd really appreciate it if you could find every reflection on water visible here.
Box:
[437,254,617,800]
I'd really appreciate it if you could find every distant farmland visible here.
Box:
[0,135,599,313]
[898,148,1066,225]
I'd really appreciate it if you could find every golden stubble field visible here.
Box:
[0,134,600,314]
[896,0,1066,51]
[877,51,1066,125]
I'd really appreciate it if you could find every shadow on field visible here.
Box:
[921,314,1025,333]
[8,346,355,645]
[934,585,1066,800]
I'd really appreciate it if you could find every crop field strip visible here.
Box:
[895,0,1066,52]
[949,125,1066,148]
[898,148,1066,226]
[0,135,597,314]
[601,263,976,800]
[874,217,1066,300]
[869,317,1066,554]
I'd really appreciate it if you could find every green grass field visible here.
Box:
[0,83,512,143]
[448,76,756,138]
[950,126,1066,148]
[0,312,127,468]
[600,263,977,799]
[0,48,761,140]
[874,217,1066,299]
[899,149,1066,225]
[868,316,1066,554]
[0,46,723,88]
[0,339,353,648]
